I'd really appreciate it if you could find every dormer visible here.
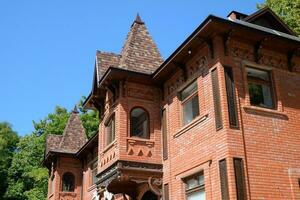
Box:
[228,7,297,36]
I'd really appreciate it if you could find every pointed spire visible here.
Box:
[133,13,144,25]
[58,107,87,153]
[72,105,79,114]
[120,13,163,74]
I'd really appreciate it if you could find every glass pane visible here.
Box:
[262,85,273,108]
[92,169,97,184]
[106,117,115,145]
[186,178,199,190]
[249,83,263,106]
[183,95,199,125]
[198,174,205,186]
[131,108,149,138]
[181,81,198,100]
[249,83,273,108]
[246,68,269,81]
[187,190,205,200]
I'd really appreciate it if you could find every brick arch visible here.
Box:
[136,183,150,200]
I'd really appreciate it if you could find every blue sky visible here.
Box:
[0,0,263,136]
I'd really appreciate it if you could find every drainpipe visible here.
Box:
[237,67,252,199]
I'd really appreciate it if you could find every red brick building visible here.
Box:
[44,7,300,200]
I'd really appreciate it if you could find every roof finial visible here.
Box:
[134,13,144,25]
[72,105,79,114]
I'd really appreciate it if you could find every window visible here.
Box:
[105,115,115,146]
[164,183,169,200]
[219,159,229,200]
[211,68,222,129]
[130,108,149,138]
[162,109,168,160]
[184,173,205,200]
[246,67,274,109]
[233,158,246,200]
[224,66,238,128]
[62,172,75,192]
[180,81,199,125]
[91,161,98,185]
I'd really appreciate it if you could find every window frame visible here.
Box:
[91,160,98,186]
[62,172,75,192]
[130,107,150,139]
[246,66,276,109]
[183,172,205,199]
[179,80,200,126]
[105,114,115,146]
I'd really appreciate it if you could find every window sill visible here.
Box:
[243,106,287,118]
[102,140,117,154]
[173,114,209,138]
[127,137,155,147]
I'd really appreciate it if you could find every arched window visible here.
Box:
[62,172,75,192]
[130,107,149,138]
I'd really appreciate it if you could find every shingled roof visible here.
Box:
[45,106,87,155]
[95,14,163,82]
[119,14,163,73]
[96,51,121,80]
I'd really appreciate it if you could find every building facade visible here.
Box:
[44,8,300,200]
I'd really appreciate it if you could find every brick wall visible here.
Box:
[162,34,300,200]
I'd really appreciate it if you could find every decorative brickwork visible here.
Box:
[45,8,300,200]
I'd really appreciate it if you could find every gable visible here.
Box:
[244,7,296,36]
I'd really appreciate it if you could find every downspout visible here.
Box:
[237,67,252,199]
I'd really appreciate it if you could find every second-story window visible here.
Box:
[246,67,274,109]
[180,80,199,125]
[105,115,115,146]
[91,160,98,185]
[130,108,149,139]
[62,172,75,192]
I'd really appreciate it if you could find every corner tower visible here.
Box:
[44,107,87,200]
[83,14,163,200]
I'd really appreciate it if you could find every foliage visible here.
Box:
[78,96,99,138]
[258,0,300,35]
[0,122,18,199]
[32,106,70,137]
[5,135,47,200]
[4,98,99,200]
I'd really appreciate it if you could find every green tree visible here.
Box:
[5,135,48,200]
[258,0,300,35]
[5,100,99,200]
[0,122,19,199]
[78,96,99,138]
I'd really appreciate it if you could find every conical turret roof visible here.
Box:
[45,106,87,155]
[95,14,163,81]
[119,14,163,74]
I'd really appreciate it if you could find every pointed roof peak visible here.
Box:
[72,105,79,114]
[132,13,144,26]
[120,13,163,74]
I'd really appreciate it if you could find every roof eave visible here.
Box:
[152,15,300,82]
